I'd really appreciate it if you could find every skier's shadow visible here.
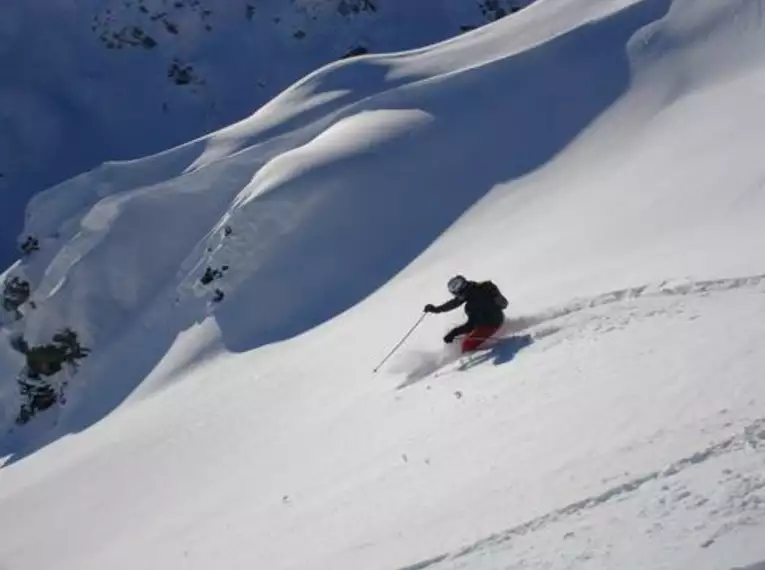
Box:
[461,333,534,369]
[398,333,534,389]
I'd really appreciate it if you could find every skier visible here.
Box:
[424,275,508,352]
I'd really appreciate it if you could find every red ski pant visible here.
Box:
[461,324,502,353]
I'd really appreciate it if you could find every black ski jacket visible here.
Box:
[430,281,506,337]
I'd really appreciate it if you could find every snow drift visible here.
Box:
[0,0,533,266]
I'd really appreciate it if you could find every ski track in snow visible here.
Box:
[395,272,765,388]
[525,272,765,338]
[398,417,765,570]
[389,273,765,566]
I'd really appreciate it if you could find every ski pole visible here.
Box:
[373,313,427,373]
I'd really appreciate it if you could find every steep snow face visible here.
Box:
[0,0,532,266]
[1,0,765,569]
[1,0,676,417]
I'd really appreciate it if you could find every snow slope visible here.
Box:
[0,0,531,266]
[2,0,765,568]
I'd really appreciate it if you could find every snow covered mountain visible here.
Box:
[0,0,530,267]
[2,0,765,569]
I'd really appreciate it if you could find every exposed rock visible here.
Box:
[341,45,368,59]
[338,0,378,17]
[2,276,31,320]
[478,0,526,22]
[19,235,39,256]
[168,59,198,85]
[14,329,91,424]
[163,19,180,34]
[200,265,229,285]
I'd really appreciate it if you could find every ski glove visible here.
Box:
[443,331,457,344]
[424,304,437,313]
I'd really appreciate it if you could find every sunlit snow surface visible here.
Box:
[1,1,765,569]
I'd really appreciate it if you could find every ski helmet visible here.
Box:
[447,275,468,296]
